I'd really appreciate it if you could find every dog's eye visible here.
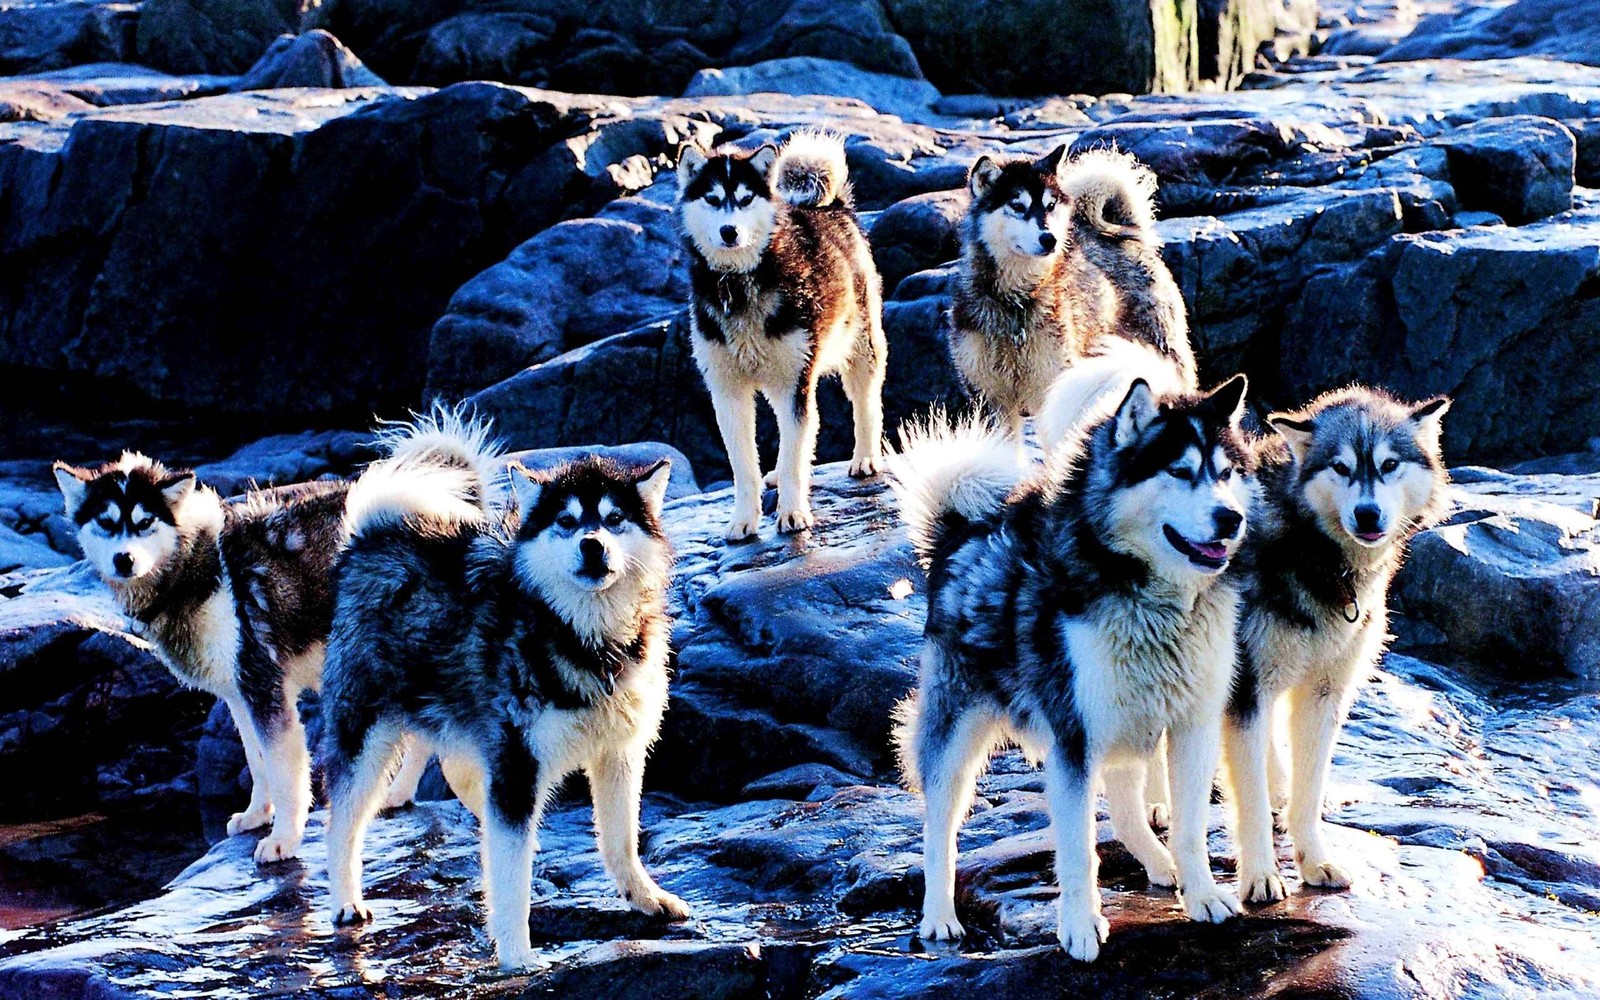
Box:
[1043,198,1056,212]
[737,193,754,208]
[95,516,117,532]
[1168,467,1194,482]
[1332,462,1352,478]
[704,194,722,208]
[1218,467,1234,482]
[133,517,155,533]
[556,513,579,530]
[604,510,625,528]
[1380,458,1399,475]
[1009,201,1028,214]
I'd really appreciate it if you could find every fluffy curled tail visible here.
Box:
[1065,147,1159,242]
[773,130,850,208]
[344,403,502,541]
[888,409,1021,568]
[1036,337,1189,455]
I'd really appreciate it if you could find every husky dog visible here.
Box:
[677,130,887,539]
[891,367,1252,961]
[1223,388,1451,903]
[320,423,686,970]
[51,447,428,863]
[949,146,1194,440]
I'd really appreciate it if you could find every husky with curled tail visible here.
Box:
[677,130,887,539]
[890,371,1252,962]
[1223,388,1451,905]
[50,425,449,864]
[320,415,686,971]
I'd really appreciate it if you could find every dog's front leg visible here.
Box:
[1166,717,1242,922]
[588,750,689,919]
[706,373,763,540]
[1046,749,1107,961]
[1222,706,1287,903]
[251,702,311,864]
[1284,677,1355,889]
[482,750,545,972]
[772,376,819,532]
[222,696,273,835]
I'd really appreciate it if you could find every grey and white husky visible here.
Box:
[949,146,1194,440]
[890,367,1253,961]
[678,130,887,539]
[319,417,686,970]
[1222,387,1451,903]
[52,448,431,863]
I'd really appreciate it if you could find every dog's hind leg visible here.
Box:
[1222,707,1287,903]
[771,376,821,532]
[1267,712,1289,831]
[381,734,429,811]
[1166,716,1241,923]
[440,754,487,824]
[1284,678,1354,889]
[251,700,312,864]
[842,324,887,478]
[1145,734,1170,829]
[589,748,690,919]
[914,677,996,942]
[326,727,404,926]
[1104,760,1176,888]
[222,696,273,835]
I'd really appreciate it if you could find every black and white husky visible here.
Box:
[890,365,1252,961]
[677,130,887,539]
[1223,387,1451,903]
[949,146,1194,440]
[319,419,686,970]
[52,448,427,862]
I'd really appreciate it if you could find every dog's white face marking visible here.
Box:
[75,495,180,582]
[681,180,777,273]
[1110,442,1247,582]
[1303,437,1435,549]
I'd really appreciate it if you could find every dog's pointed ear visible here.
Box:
[1204,374,1249,426]
[1039,144,1068,178]
[676,144,707,189]
[969,155,1001,199]
[507,461,543,516]
[1267,412,1316,464]
[1410,395,1451,452]
[634,459,672,514]
[750,142,778,177]
[1112,379,1160,448]
[52,462,91,516]
[158,471,196,508]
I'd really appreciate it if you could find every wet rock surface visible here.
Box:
[0,468,1597,998]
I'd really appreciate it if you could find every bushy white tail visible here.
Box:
[1065,147,1159,241]
[344,404,502,541]
[1036,338,1189,455]
[889,409,1022,567]
[773,130,849,208]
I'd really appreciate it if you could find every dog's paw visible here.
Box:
[253,831,301,864]
[724,512,762,542]
[918,910,965,942]
[332,901,373,926]
[1298,855,1353,889]
[776,506,814,533]
[381,789,415,811]
[1144,856,1179,889]
[848,454,882,478]
[628,886,691,921]
[1147,801,1170,831]
[1240,868,1289,904]
[1057,907,1109,962]
[762,469,779,489]
[1180,885,1242,923]
[496,945,551,974]
[226,805,272,836]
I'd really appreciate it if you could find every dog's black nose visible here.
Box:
[1038,231,1057,252]
[113,552,134,576]
[720,225,738,246]
[1213,508,1243,539]
[1354,505,1382,532]
[579,535,609,574]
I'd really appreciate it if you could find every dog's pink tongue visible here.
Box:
[1195,541,1227,560]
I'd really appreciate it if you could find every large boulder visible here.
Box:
[1282,206,1600,465]
[1434,116,1575,224]
[684,56,941,122]
[135,0,305,75]
[0,0,136,76]
[1376,0,1600,68]
[232,29,387,90]
[868,188,963,294]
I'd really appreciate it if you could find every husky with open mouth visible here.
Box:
[890,365,1253,961]
[1222,387,1451,904]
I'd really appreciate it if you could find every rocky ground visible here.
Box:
[2,0,1600,995]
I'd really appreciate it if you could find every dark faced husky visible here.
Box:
[320,422,684,970]
[890,371,1252,961]
[55,453,349,863]
[949,146,1195,440]
[677,130,887,539]
[1222,387,1451,903]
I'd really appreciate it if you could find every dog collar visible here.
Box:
[1337,567,1360,624]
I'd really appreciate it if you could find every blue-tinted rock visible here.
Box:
[1434,115,1575,223]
